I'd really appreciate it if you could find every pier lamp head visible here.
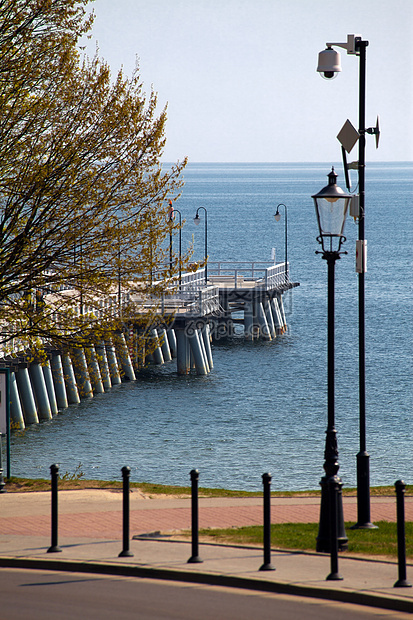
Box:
[194,214,201,226]
[312,168,351,254]
[274,203,287,221]
[317,47,342,79]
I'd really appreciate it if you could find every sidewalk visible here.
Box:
[0,490,412,613]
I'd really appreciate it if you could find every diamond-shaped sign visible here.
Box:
[337,119,360,153]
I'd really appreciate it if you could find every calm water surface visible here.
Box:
[9,162,413,491]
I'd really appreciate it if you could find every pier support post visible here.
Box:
[151,329,165,366]
[159,328,172,362]
[62,353,80,405]
[71,348,93,399]
[176,328,190,375]
[10,371,25,430]
[257,302,272,340]
[85,345,104,394]
[244,302,255,340]
[264,299,277,340]
[198,329,210,374]
[271,297,284,334]
[105,342,122,385]
[277,293,287,331]
[201,324,213,370]
[167,329,177,358]
[96,343,112,390]
[16,366,38,425]
[51,353,69,409]
[29,362,52,419]
[115,333,136,381]
[43,361,58,415]
[188,328,208,375]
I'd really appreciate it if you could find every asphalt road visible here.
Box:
[0,568,410,620]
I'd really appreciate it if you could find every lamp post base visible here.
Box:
[316,475,348,553]
[351,451,378,530]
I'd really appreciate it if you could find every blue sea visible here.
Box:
[8,162,413,491]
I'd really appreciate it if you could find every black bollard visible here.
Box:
[187,469,203,563]
[259,473,275,571]
[326,476,343,580]
[119,466,134,558]
[47,464,62,553]
[0,435,6,493]
[393,480,412,588]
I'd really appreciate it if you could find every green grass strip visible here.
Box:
[197,521,413,559]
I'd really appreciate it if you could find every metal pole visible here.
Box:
[353,39,375,530]
[317,254,348,552]
[187,469,203,563]
[204,211,208,284]
[0,435,6,493]
[259,472,275,571]
[394,480,412,588]
[275,204,288,284]
[284,209,288,283]
[119,466,134,557]
[47,463,62,553]
[326,477,343,580]
[6,368,10,479]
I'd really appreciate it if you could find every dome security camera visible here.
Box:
[317,47,342,79]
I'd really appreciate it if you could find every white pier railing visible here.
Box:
[207,261,289,291]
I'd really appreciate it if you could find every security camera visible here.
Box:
[321,70,337,80]
[317,48,342,79]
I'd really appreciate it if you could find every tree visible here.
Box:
[0,0,189,355]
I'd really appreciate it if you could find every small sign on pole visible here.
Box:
[356,240,367,273]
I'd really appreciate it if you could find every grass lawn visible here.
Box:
[4,476,411,498]
[194,521,413,559]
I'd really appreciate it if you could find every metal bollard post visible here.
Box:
[119,466,134,557]
[259,473,275,571]
[187,469,203,563]
[326,476,343,580]
[47,464,62,553]
[393,480,412,588]
[0,435,6,493]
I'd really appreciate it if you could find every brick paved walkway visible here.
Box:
[1,493,411,540]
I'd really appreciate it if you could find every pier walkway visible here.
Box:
[0,490,412,614]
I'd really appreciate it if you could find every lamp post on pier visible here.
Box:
[317,34,378,529]
[274,203,288,284]
[173,208,182,287]
[167,202,182,285]
[194,206,208,284]
[312,168,351,553]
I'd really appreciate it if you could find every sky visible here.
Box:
[84,0,413,163]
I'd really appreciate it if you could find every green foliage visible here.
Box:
[60,462,85,481]
[0,0,191,354]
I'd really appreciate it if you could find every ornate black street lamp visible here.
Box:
[317,34,378,530]
[194,206,208,284]
[312,168,351,553]
[274,203,288,284]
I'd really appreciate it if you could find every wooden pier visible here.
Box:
[0,261,298,429]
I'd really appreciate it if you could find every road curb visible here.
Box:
[0,556,412,614]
